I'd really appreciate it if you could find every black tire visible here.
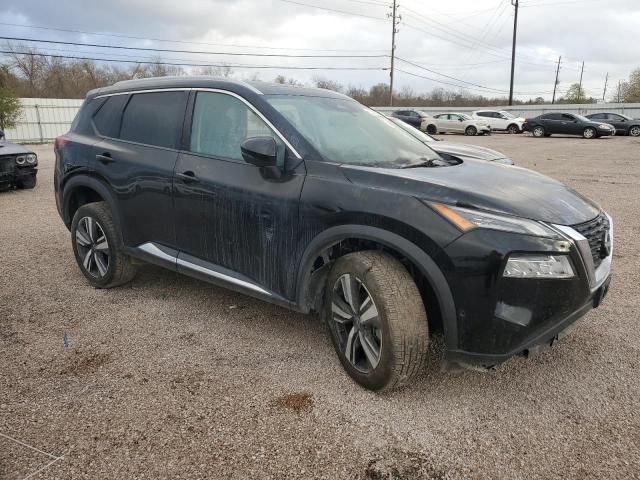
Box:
[17,176,37,189]
[71,201,137,288]
[628,125,640,137]
[465,126,477,136]
[324,251,429,392]
[507,123,520,134]
[426,124,437,135]
[532,126,545,138]
[583,127,597,139]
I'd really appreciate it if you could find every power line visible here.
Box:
[276,0,388,21]
[0,36,389,58]
[0,21,387,53]
[0,49,388,71]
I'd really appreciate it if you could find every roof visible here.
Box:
[88,76,351,100]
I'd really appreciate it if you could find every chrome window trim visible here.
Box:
[94,87,302,159]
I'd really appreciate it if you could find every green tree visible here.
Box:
[0,88,21,130]
[623,68,640,102]
[562,83,586,103]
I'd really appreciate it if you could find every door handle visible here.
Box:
[96,152,114,164]
[177,171,199,183]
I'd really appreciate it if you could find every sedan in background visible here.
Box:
[390,109,430,129]
[424,113,491,136]
[586,112,640,137]
[388,116,513,165]
[0,132,38,191]
[523,113,614,139]
[472,110,525,134]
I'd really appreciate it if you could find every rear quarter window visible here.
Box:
[93,95,129,138]
[120,91,188,149]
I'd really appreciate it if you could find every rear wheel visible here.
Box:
[71,202,137,288]
[583,127,597,139]
[532,126,545,138]
[426,124,437,135]
[507,124,520,134]
[465,126,477,136]
[324,251,429,392]
[629,125,640,137]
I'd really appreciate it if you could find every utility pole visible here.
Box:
[577,61,584,102]
[552,55,561,104]
[617,80,622,103]
[508,0,519,106]
[602,73,608,102]
[387,0,400,106]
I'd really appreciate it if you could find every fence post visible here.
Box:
[34,104,44,143]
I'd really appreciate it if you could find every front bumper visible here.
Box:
[0,167,37,190]
[442,214,613,367]
[597,127,614,136]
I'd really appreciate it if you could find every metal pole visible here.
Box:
[508,0,519,106]
[388,0,398,107]
[577,61,584,102]
[552,56,561,105]
[602,73,608,102]
[617,80,621,103]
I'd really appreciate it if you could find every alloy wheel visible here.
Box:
[584,128,595,139]
[630,126,640,137]
[330,274,382,373]
[75,216,110,278]
[508,125,518,134]
[533,126,544,137]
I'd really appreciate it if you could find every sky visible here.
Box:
[1,0,639,101]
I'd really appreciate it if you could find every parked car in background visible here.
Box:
[523,113,614,139]
[0,134,38,191]
[424,113,491,136]
[56,77,612,391]
[388,116,513,165]
[390,109,430,129]
[586,112,640,137]
[472,110,525,134]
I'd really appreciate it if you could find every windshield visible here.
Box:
[499,111,516,119]
[389,117,436,142]
[266,95,441,167]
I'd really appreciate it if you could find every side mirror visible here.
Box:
[241,136,277,167]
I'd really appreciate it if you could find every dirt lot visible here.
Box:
[1,134,639,479]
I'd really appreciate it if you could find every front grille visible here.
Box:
[572,214,610,269]
[0,156,15,174]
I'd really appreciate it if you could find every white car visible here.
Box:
[472,110,525,134]
[423,113,491,136]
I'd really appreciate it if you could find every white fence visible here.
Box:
[4,98,640,143]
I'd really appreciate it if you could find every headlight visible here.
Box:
[599,124,610,129]
[503,254,574,278]
[26,154,37,164]
[15,155,26,165]
[431,203,560,238]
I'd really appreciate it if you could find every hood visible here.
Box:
[431,141,508,162]
[341,159,600,225]
[0,140,32,156]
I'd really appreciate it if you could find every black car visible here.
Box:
[523,112,614,139]
[390,109,429,129]
[55,77,613,391]
[0,131,38,191]
[586,112,640,137]
[388,116,513,165]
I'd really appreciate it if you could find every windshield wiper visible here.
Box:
[400,158,448,169]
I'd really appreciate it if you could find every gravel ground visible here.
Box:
[1,134,639,479]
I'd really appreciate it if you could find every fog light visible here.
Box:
[503,254,574,279]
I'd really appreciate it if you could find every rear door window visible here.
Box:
[120,91,188,149]
[93,95,128,138]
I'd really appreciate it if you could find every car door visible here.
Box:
[450,114,466,133]
[606,113,625,132]
[543,113,563,133]
[91,90,188,248]
[173,90,305,300]
[493,112,509,130]
[561,114,582,135]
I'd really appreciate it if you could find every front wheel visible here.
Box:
[426,124,437,135]
[507,124,520,134]
[465,126,477,136]
[583,127,597,139]
[71,201,137,288]
[629,125,640,137]
[324,251,429,392]
[532,126,545,138]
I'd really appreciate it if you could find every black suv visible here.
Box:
[55,77,613,391]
